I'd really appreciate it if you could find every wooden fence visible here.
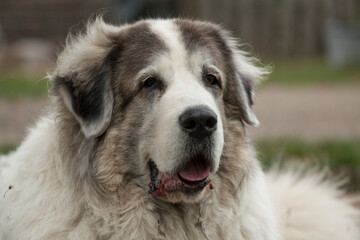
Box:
[178,0,360,56]
[0,0,359,56]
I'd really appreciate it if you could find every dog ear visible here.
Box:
[224,41,270,126]
[52,18,119,138]
[53,65,113,138]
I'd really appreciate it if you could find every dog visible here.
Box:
[0,18,359,240]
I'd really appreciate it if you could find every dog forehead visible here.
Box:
[113,19,227,93]
[149,20,194,79]
[114,21,167,74]
[149,20,187,63]
[147,19,221,82]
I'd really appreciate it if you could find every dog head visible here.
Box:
[52,18,267,203]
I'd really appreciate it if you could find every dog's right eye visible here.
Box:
[206,74,218,86]
[205,74,221,89]
[143,77,157,88]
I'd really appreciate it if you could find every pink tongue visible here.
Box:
[179,159,210,182]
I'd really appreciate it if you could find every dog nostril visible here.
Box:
[205,117,217,130]
[183,119,197,130]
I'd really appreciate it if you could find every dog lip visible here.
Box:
[177,173,209,186]
[148,159,212,198]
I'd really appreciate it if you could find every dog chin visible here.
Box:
[156,185,214,203]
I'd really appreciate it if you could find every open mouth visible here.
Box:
[148,155,213,198]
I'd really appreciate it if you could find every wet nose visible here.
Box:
[179,106,217,139]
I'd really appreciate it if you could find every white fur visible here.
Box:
[267,165,360,240]
[0,116,85,239]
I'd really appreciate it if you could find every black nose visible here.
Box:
[179,106,217,139]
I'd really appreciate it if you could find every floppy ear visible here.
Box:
[224,40,270,126]
[52,19,119,138]
[53,65,113,138]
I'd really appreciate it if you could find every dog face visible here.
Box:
[52,19,266,203]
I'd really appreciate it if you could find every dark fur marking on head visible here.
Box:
[110,22,168,112]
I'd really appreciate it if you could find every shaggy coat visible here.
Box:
[0,18,359,240]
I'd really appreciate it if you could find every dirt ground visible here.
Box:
[0,85,360,146]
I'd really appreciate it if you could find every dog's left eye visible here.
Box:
[205,74,220,87]
[143,77,157,88]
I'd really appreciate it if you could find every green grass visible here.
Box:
[265,58,360,85]
[0,72,48,98]
[256,138,360,191]
[0,143,17,155]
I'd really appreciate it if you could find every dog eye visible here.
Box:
[206,74,219,86]
[143,77,157,88]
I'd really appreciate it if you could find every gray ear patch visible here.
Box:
[54,65,114,138]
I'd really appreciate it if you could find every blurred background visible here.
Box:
[0,0,359,190]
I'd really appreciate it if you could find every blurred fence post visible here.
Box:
[177,0,360,57]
